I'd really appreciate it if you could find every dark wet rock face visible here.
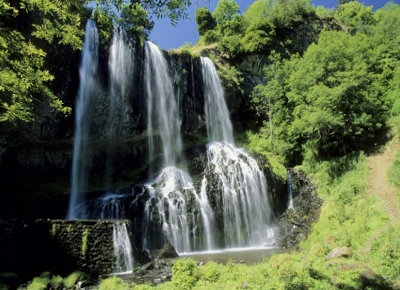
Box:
[277,169,323,249]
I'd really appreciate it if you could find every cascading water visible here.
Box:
[142,42,197,253]
[205,143,275,247]
[287,170,294,210]
[107,28,134,138]
[68,33,277,258]
[201,57,233,144]
[68,19,99,219]
[113,222,134,273]
[144,41,183,168]
[200,57,276,248]
[106,28,135,182]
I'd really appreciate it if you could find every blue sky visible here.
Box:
[149,0,400,49]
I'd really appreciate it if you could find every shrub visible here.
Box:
[50,275,64,289]
[171,258,198,289]
[199,262,220,282]
[27,276,50,290]
[64,271,88,289]
[203,29,221,44]
[99,276,129,290]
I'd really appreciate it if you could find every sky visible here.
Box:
[149,0,400,50]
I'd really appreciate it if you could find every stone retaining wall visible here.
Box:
[0,219,134,278]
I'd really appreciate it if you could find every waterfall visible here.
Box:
[74,192,132,220]
[201,56,276,248]
[107,28,134,138]
[144,41,183,168]
[140,43,218,253]
[198,177,216,250]
[105,28,135,186]
[287,170,294,209]
[201,57,233,144]
[68,20,99,219]
[113,222,134,273]
[205,142,275,247]
[144,167,194,253]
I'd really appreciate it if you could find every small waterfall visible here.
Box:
[68,20,99,219]
[144,41,183,168]
[201,56,276,248]
[287,170,294,210]
[113,222,134,273]
[74,192,132,219]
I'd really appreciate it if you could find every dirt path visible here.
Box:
[366,137,400,224]
[358,137,400,256]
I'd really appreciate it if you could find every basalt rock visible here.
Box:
[277,168,323,249]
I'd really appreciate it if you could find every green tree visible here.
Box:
[212,0,240,27]
[268,0,314,29]
[195,6,216,35]
[335,1,375,34]
[0,0,86,123]
[289,31,385,159]
[243,0,273,24]
[252,30,388,163]
[241,18,275,53]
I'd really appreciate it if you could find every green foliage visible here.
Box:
[81,229,89,256]
[212,0,240,27]
[27,276,50,290]
[369,224,400,282]
[251,30,389,164]
[97,0,191,26]
[335,1,375,34]
[195,6,216,36]
[218,34,243,58]
[64,271,88,288]
[389,148,400,191]
[198,261,220,282]
[0,0,84,123]
[99,276,130,290]
[268,0,315,30]
[217,63,243,98]
[241,18,274,53]
[246,129,287,182]
[203,29,221,44]
[302,153,387,253]
[20,0,86,50]
[315,6,335,19]
[93,8,114,45]
[120,4,153,39]
[171,258,198,289]
[51,275,64,289]
[243,0,273,24]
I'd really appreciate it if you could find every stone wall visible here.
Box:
[0,219,135,278]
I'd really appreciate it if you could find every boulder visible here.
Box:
[325,247,351,260]
[153,242,179,259]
